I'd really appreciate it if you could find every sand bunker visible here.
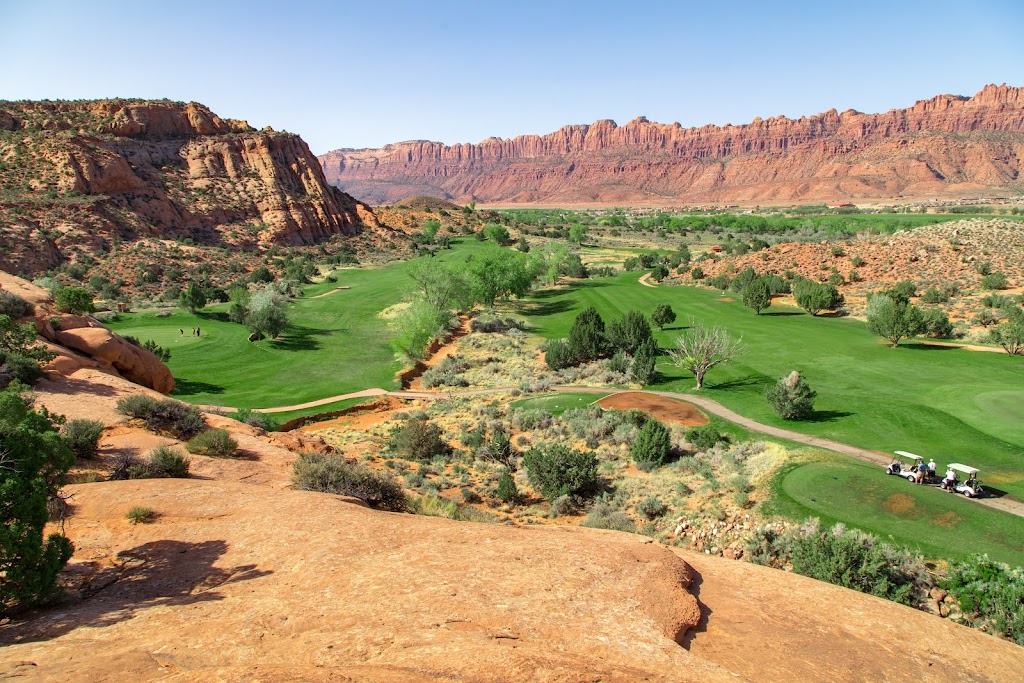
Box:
[597,392,709,426]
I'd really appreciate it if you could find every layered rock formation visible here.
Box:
[321,84,1024,205]
[0,100,384,276]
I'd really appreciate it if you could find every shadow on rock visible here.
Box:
[0,540,271,645]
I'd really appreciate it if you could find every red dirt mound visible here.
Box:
[597,392,709,426]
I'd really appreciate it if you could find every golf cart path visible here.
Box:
[638,272,657,288]
[306,286,351,300]
[198,385,1024,519]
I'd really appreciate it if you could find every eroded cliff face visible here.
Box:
[0,100,382,276]
[321,84,1024,205]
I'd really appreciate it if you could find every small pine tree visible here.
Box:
[631,419,672,466]
[178,283,208,313]
[567,307,607,363]
[651,303,676,330]
[629,338,657,385]
[765,371,817,420]
[496,470,518,504]
[742,278,772,315]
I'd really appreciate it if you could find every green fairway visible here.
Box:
[108,239,490,409]
[764,456,1024,566]
[513,271,1024,501]
[510,392,609,415]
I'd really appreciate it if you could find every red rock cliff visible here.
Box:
[0,100,383,275]
[320,84,1024,205]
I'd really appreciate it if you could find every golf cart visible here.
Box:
[941,463,984,498]
[886,451,925,482]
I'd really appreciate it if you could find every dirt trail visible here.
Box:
[638,272,657,288]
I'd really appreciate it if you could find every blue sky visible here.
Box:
[1,0,1022,153]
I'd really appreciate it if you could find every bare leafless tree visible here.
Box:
[668,321,745,390]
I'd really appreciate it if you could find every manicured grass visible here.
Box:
[764,454,1024,566]
[514,271,1024,501]
[510,392,608,415]
[109,240,491,409]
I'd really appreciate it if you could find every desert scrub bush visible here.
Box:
[232,408,280,431]
[765,371,816,420]
[0,290,34,318]
[54,286,95,314]
[942,555,1024,644]
[125,506,156,525]
[631,419,672,467]
[523,443,600,501]
[108,453,154,480]
[115,394,206,439]
[148,446,191,478]
[745,518,931,608]
[61,418,105,459]
[186,428,238,457]
[980,272,1010,290]
[470,316,524,333]
[582,501,636,533]
[292,452,407,512]
[508,407,553,431]
[686,425,723,451]
[637,496,668,519]
[421,355,470,388]
[476,429,517,470]
[390,416,450,462]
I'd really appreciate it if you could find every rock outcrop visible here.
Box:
[321,84,1024,205]
[0,271,174,393]
[0,99,386,276]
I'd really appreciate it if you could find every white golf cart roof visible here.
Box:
[948,463,979,476]
[893,451,924,462]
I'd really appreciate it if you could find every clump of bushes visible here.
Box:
[421,355,470,388]
[115,394,206,439]
[745,518,931,608]
[637,496,668,519]
[232,408,281,432]
[582,501,636,532]
[54,286,94,314]
[523,443,599,500]
[943,555,1024,644]
[186,428,238,457]
[765,371,816,420]
[686,425,724,451]
[390,416,450,461]
[61,418,105,459]
[495,470,519,503]
[292,452,407,512]
[109,446,191,480]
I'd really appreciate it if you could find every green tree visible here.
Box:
[245,285,290,339]
[566,306,607,363]
[990,316,1024,355]
[651,303,676,330]
[389,298,452,362]
[465,247,537,307]
[651,264,669,281]
[523,443,599,500]
[496,470,518,504]
[482,223,512,245]
[422,218,441,242]
[741,277,772,315]
[606,310,653,355]
[629,338,657,385]
[178,282,208,313]
[0,315,56,386]
[568,223,589,245]
[765,370,817,420]
[0,383,75,615]
[866,294,925,347]
[54,286,94,314]
[631,419,672,466]
[793,280,841,316]
[407,259,473,312]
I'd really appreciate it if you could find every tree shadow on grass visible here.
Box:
[517,299,575,319]
[172,378,225,396]
[761,311,804,317]
[707,374,766,391]
[197,311,229,322]
[0,540,271,645]
[803,409,855,423]
[268,325,336,352]
[899,343,959,351]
